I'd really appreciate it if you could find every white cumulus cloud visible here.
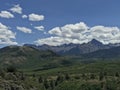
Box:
[35,37,72,46]
[49,27,62,36]
[10,4,22,14]
[35,22,120,46]
[22,15,27,19]
[34,26,44,31]
[0,22,17,45]
[29,13,44,21]
[0,11,14,18]
[17,26,32,34]
[90,26,120,44]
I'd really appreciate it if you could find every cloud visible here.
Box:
[49,22,89,38]
[34,26,44,31]
[0,22,17,45]
[16,26,32,33]
[90,26,120,44]
[0,11,14,18]
[35,37,72,46]
[49,27,62,36]
[28,13,44,21]
[22,15,27,19]
[10,4,22,14]
[35,22,120,46]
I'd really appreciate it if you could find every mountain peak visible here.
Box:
[90,39,103,45]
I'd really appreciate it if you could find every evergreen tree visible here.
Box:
[6,66,17,73]
[32,73,36,77]
[55,74,64,87]
[55,80,58,86]
[82,73,85,78]
[65,73,70,80]
[115,72,119,77]
[43,79,49,90]
[21,73,25,81]
[90,73,95,79]
[99,72,104,81]
[38,76,43,83]
[104,72,107,76]
[56,74,64,83]
[81,73,87,80]
[50,80,55,90]
[0,69,5,78]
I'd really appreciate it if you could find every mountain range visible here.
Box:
[24,39,120,55]
[0,39,120,69]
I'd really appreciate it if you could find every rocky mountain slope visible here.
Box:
[24,39,118,55]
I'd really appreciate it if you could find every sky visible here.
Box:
[0,0,120,47]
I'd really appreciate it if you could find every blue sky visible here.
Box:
[0,0,120,47]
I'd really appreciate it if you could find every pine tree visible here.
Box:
[43,79,49,90]
[90,73,95,79]
[99,72,104,81]
[0,69,5,78]
[56,75,64,83]
[65,73,70,80]
[50,80,55,90]
[38,76,43,83]
[55,74,64,86]
[115,72,119,77]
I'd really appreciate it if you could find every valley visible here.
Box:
[0,41,120,90]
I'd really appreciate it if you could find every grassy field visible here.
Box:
[0,59,120,90]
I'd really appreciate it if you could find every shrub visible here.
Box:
[6,66,17,73]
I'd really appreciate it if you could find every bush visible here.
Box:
[99,72,104,81]
[74,75,80,79]
[6,66,17,73]
[115,72,119,77]
[90,73,96,79]
[65,73,70,80]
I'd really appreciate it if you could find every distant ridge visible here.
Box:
[24,39,119,55]
[0,45,58,68]
[1,41,120,69]
[82,46,120,59]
